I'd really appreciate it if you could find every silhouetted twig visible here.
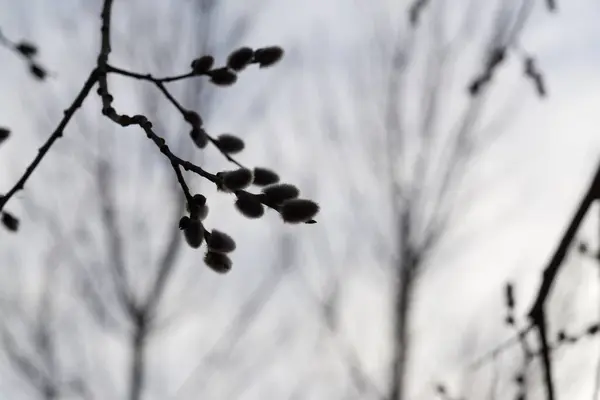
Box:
[0,0,319,276]
[527,162,600,400]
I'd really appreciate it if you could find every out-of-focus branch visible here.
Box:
[1,326,47,396]
[176,253,290,397]
[19,192,123,331]
[96,160,138,317]
[143,189,186,316]
[0,246,90,400]
[128,309,147,400]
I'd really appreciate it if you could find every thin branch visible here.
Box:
[527,162,600,318]
[533,311,554,400]
[105,62,289,173]
[0,69,98,213]
[96,160,137,317]
[469,324,535,370]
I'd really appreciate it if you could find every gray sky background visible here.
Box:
[0,0,600,399]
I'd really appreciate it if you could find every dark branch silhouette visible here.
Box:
[0,0,320,276]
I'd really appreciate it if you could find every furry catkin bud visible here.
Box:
[191,55,214,74]
[29,63,46,80]
[0,128,10,145]
[180,217,204,248]
[184,111,203,128]
[1,211,19,232]
[207,229,236,253]
[16,42,37,57]
[187,194,209,220]
[253,46,284,68]
[215,172,228,192]
[216,134,245,154]
[280,198,319,223]
[261,183,300,205]
[252,167,280,186]
[204,251,232,274]
[221,168,253,191]
[179,216,190,230]
[209,68,237,86]
[227,47,254,71]
[235,192,265,218]
[190,128,209,149]
[191,194,206,207]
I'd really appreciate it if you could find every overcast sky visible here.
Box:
[1,0,600,399]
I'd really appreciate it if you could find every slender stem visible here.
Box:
[0,70,98,212]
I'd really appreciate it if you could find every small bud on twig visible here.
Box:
[227,47,254,71]
[184,111,203,129]
[191,55,214,74]
[0,127,10,145]
[235,191,265,218]
[252,167,280,186]
[220,168,254,191]
[587,324,600,336]
[204,251,232,274]
[262,183,300,205]
[29,63,47,80]
[1,211,20,232]
[280,198,320,223]
[16,42,37,58]
[179,216,204,248]
[207,229,236,253]
[209,67,237,86]
[216,134,245,154]
[187,194,209,220]
[253,46,284,68]
[190,128,209,149]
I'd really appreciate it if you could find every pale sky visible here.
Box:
[0,0,599,399]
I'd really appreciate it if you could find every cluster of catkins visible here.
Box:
[178,165,319,274]
[176,46,319,274]
[1,42,321,275]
